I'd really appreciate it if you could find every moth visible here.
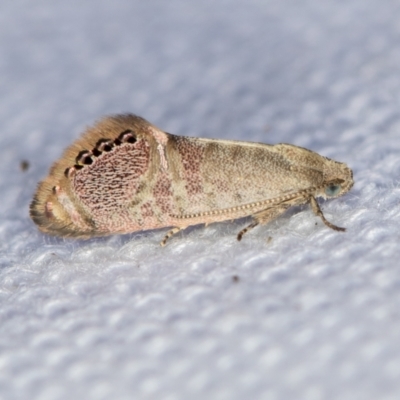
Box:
[30,114,354,245]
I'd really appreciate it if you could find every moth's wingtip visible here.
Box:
[29,194,49,230]
[29,192,91,239]
[29,197,57,237]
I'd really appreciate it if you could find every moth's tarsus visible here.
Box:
[237,221,259,241]
[309,196,346,232]
[161,227,182,246]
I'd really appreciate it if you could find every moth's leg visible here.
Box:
[237,221,259,241]
[309,196,345,232]
[237,205,289,241]
[160,227,183,246]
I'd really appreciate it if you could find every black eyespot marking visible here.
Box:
[76,150,93,165]
[92,148,102,157]
[118,129,136,144]
[119,129,132,137]
[95,139,114,152]
[70,132,138,173]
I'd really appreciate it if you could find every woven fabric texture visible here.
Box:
[1,1,400,399]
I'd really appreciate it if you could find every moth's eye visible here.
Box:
[325,184,341,197]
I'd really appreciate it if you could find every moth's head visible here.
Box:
[319,159,354,199]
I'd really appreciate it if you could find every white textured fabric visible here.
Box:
[1,1,400,399]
